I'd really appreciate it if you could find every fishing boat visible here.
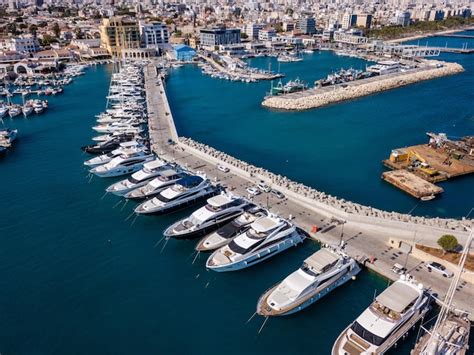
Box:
[206,216,306,272]
[257,245,361,316]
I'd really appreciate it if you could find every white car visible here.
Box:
[426,261,454,278]
[391,263,407,275]
[217,164,230,173]
[257,181,271,193]
[246,186,261,196]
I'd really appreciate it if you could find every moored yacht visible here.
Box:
[90,150,154,177]
[105,159,170,196]
[163,193,251,239]
[124,169,187,200]
[206,216,306,272]
[195,206,267,251]
[257,246,361,316]
[134,174,218,215]
[332,275,432,355]
[83,141,144,167]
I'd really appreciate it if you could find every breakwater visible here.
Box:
[262,61,464,111]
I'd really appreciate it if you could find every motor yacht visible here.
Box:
[134,174,218,215]
[83,141,144,167]
[0,128,18,144]
[163,193,251,239]
[195,206,267,251]
[22,105,34,117]
[105,159,170,196]
[206,216,306,272]
[332,275,431,354]
[257,246,361,316]
[90,150,155,178]
[124,169,187,200]
[0,105,8,118]
[8,105,22,118]
[92,121,142,134]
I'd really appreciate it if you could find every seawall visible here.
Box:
[262,61,464,111]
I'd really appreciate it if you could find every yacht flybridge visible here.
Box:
[163,193,251,239]
[105,159,170,196]
[195,206,267,252]
[90,150,154,178]
[206,216,306,272]
[332,275,432,355]
[134,174,219,215]
[124,169,187,200]
[257,246,360,316]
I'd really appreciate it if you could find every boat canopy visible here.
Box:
[143,159,165,170]
[207,194,232,208]
[251,217,280,233]
[305,248,340,273]
[375,281,420,313]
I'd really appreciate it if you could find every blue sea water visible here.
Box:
[166,40,474,219]
[0,35,472,355]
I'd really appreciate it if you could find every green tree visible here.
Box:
[437,235,458,254]
[29,24,38,37]
[74,28,84,39]
[240,32,248,39]
[52,22,60,38]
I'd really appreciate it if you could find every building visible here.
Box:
[342,13,357,29]
[394,11,411,27]
[244,23,263,40]
[258,27,276,41]
[282,22,295,32]
[355,14,372,29]
[100,16,141,58]
[140,22,169,53]
[297,17,316,35]
[173,44,196,61]
[0,36,41,54]
[428,10,445,21]
[199,27,241,48]
[334,29,368,45]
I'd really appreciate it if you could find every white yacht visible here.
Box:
[134,174,218,215]
[206,216,306,272]
[90,151,154,178]
[332,275,431,355]
[92,122,142,134]
[195,206,267,251]
[257,246,361,316]
[83,141,143,167]
[105,159,170,196]
[0,105,8,118]
[124,169,187,200]
[163,193,251,239]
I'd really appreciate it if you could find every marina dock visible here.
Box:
[382,135,474,198]
[144,61,474,319]
[261,61,464,111]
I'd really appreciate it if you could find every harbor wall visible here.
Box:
[262,61,464,111]
[177,138,471,247]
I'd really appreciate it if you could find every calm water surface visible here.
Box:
[0,36,472,354]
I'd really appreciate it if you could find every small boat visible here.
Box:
[256,245,361,316]
[163,193,251,240]
[206,216,306,272]
[8,105,22,118]
[421,195,436,201]
[0,128,18,144]
[134,174,218,215]
[22,105,34,117]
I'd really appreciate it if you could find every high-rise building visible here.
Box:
[342,13,357,29]
[355,14,372,29]
[244,23,263,40]
[394,10,411,27]
[297,17,316,35]
[100,16,141,58]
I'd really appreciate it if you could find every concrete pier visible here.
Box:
[262,61,464,111]
[144,62,474,319]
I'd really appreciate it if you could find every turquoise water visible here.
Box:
[0,42,472,354]
[167,43,474,219]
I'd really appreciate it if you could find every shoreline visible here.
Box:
[379,25,474,44]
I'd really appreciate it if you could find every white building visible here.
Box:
[244,23,263,40]
[258,27,277,41]
[334,30,368,45]
[393,10,411,27]
[140,22,169,52]
[0,36,41,54]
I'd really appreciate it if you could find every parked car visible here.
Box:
[217,164,230,173]
[257,181,271,193]
[426,261,454,278]
[246,186,261,196]
[271,189,285,199]
[391,263,407,275]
